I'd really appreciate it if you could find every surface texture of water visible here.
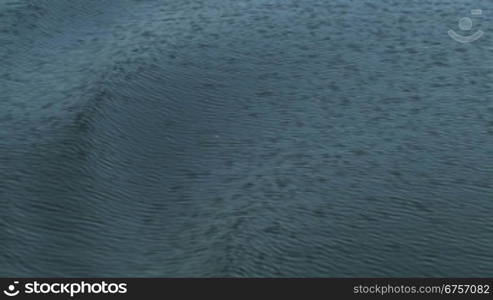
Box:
[1,0,492,277]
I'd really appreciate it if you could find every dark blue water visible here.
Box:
[1,0,492,277]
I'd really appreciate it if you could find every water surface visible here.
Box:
[1,0,492,276]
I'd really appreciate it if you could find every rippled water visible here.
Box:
[1,0,492,277]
